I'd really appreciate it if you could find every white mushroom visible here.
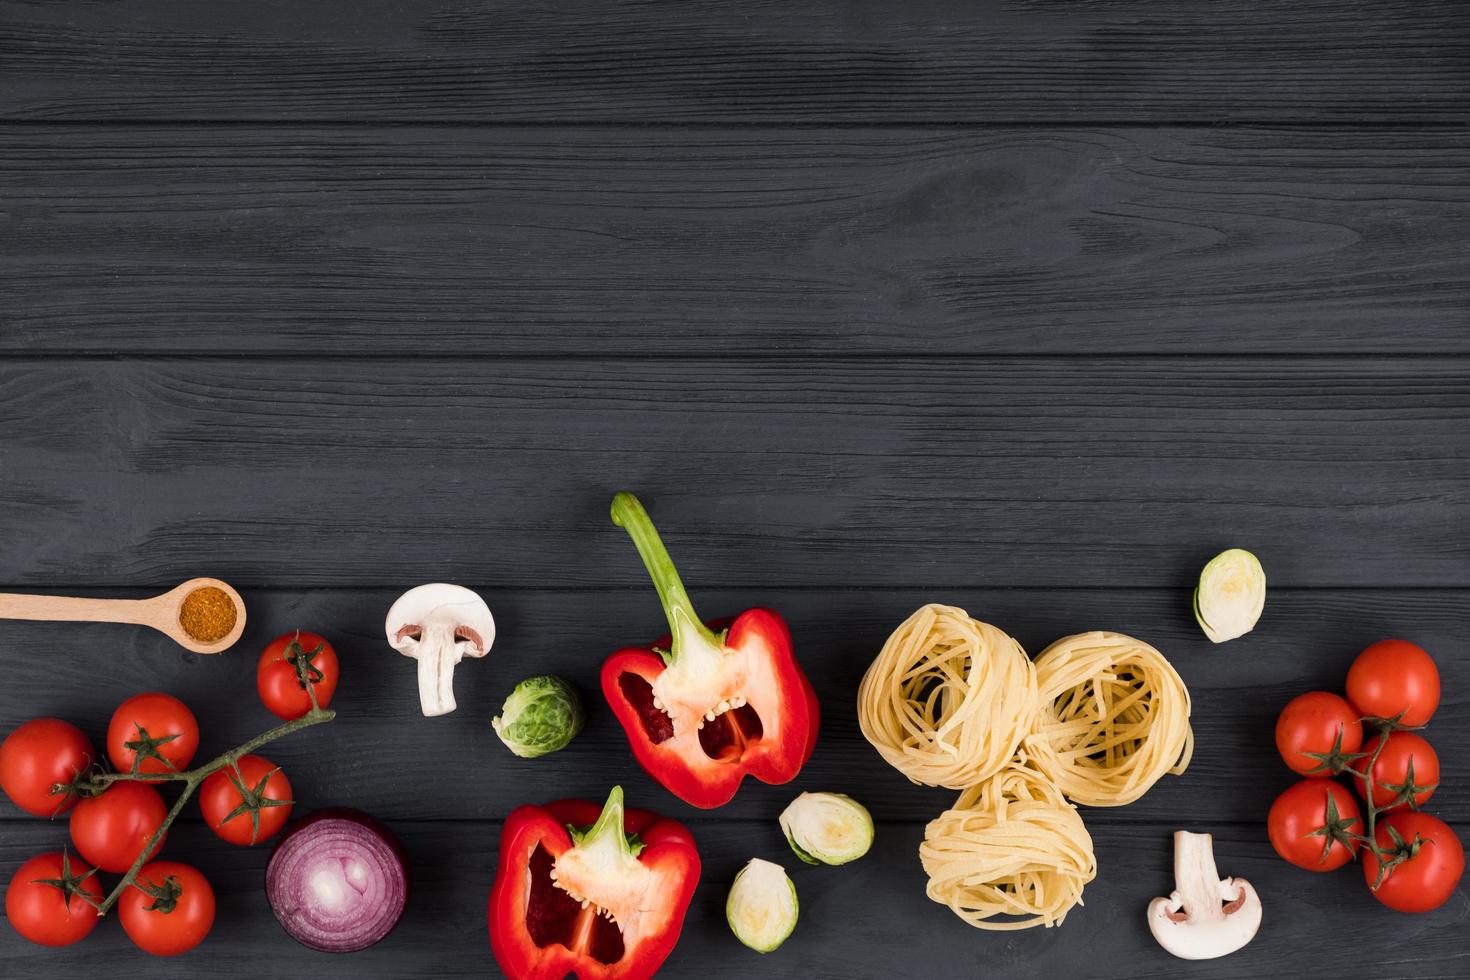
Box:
[1148,831,1262,960]
[384,583,495,717]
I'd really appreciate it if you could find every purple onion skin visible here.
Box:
[267,808,410,953]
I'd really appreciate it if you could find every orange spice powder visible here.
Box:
[179,586,237,642]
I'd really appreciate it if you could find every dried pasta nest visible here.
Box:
[919,762,1097,931]
[859,607,1194,932]
[857,604,1038,789]
[1024,631,1194,807]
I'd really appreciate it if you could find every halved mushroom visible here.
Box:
[384,583,495,717]
[1148,831,1262,960]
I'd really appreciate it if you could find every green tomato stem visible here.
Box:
[610,492,722,665]
[1350,718,1419,886]
[86,769,192,785]
[1360,722,1390,865]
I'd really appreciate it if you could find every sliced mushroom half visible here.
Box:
[385,583,495,717]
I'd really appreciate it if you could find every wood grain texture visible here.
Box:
[2,357,1467,589]
[5,126,1469,355]
[4,1,1469,123]
[5,0,1470,973]
[0,818,1463,979]
[0,588,1464,827]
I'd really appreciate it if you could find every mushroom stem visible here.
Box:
[1147,831,1261,961]
[1173,831,1229,919]
[417,637,460,716]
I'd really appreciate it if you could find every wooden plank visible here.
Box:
[2,357,1467,589]
[4,1,1468,123]
[4,126,1469,355]
[0,588,1464,825]
[0,818,1464,977]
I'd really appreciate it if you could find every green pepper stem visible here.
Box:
[569,785,640,873]
[584,786,629,852]
[611,492,722,663]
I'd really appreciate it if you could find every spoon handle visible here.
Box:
[0,592,159,626]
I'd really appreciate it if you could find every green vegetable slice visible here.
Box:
[1194,549,1266,644]
[778,792,874,865]
[491,675,585,758]
[726,858,797,953]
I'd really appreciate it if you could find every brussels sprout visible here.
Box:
[491,675,584,758]
[1194,549,1266,644]
[779,792,874,865]
[726,858,797,953]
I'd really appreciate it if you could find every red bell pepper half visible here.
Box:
[601,492,819,808]
[488,786,700,980]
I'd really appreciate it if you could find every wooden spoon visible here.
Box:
[0,577,246,654]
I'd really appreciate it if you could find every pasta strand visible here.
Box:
[1025,631,1193,807]
[920,763,1096,931]
[857,604,1037,789]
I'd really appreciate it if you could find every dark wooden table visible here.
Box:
[3,2,1468,977]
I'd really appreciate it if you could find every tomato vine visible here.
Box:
[55,654,334,916]
[1338,715,1439,888]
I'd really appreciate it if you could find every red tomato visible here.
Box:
[1346,639,1440,727]
[107,692,199,779]
[257,631,340,721]
[1362,812,1464,913]
[117,860,215,956]
[4,851,103,947]
[1267,779,1362,871]
[0,718,94,817]
[1275,691,1363,777]
[69,781,168,872]
[1352,732,1440,810]
[199,754,293,845]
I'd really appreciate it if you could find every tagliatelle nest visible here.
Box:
[920,763,1097,931]
[1024,631,1194,807]
[857,604,1038,789]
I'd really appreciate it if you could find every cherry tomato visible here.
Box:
[199,754,293,845]
[1267,779,1362,872]
[1346,639,1440,727]
[1275,691,1363,777]
[257,631,340,721]
[1352,731,1440,811]
[4,851,103,947]
[69,781,168,872]
[0,718,94,817]
[1362,811,1464,913]
[117,860,215,956]
[107,692,199,780]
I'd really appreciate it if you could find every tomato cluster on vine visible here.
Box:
[0,631,339,956]
[1267,639,1463,913]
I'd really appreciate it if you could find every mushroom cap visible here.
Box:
[1147,877,1261,961]
[384,582,496,658]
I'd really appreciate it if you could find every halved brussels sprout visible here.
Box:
[1194,549,1266,644]
[726,858,797,953]
[491,675,584,758]
[778,792,874,865]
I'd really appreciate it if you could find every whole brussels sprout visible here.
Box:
[491,675,585,758]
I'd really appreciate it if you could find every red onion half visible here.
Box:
[266,808,409,952]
